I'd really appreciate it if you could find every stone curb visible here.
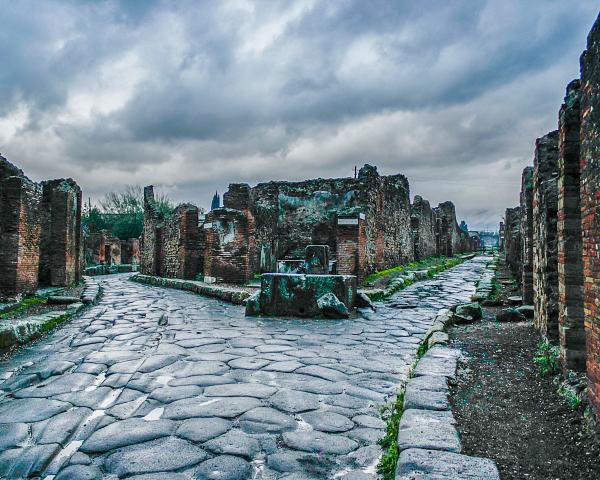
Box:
[81,276,100,305]
[396,308,500,480]
[84,264,139,276]
[470,256,496,302]
[130,274,252,305]
[0,278,100,351]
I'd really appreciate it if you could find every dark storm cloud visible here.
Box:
[0,0,598,229]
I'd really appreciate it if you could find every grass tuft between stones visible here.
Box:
[377,338,431,479]
[534,340,561,376]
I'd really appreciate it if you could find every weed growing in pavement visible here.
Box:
[534,341,561,376]
[377,387,405,480]
[557,385,581,410]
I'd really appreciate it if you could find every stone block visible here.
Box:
[257,273,356,317]
[396,448,500,479]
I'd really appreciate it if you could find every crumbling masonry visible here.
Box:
[500,13,600,421]
[142,165,475,284]
[0,155,83,299]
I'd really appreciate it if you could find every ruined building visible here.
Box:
[141,165,475,285]
[0,155,83,299]
[84,231,140,266]
[500,13,600,421]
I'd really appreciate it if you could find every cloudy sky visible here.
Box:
[1,1,598,230]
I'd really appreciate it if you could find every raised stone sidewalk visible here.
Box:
[395,309,500,479]
[131,273,253,305]
[0,276,100,350]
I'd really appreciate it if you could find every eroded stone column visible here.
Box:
[558,80,586,371]
[520,167,534,305]
[532,131,559,343]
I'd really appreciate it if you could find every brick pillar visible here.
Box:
[580,13,600,420]
[532,130,560,343]
[558,80,586,371]
[0,176,41,297]
[336,214,366,282]
[520,167,534,305]
[38,179,83,287]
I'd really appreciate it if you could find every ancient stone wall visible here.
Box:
[580,14,600,419]
[411,195,436,260]
[38,179,83,287]
[433,201,466,257]
[104,235,122,266]
[0,155,82,298]
[142,187,201,279]
[121,238,140,265]
[159,204,200,279]
[223,164,414,279]
[532,131,560,343]
[503,206,521,278]
[335,213,367,281]
[520,167,535,304]
[558,80,586,371]
[141,186,162,276]
[0,164,42,298]
[203,208,251,283]
[85,232,106,265]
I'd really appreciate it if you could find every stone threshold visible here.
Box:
[0,276,100,351]
[130,274,254,305]
[395,308,500,479]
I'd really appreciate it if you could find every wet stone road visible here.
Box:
[0,257,489,480]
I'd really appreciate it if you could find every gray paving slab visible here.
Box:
[0,257,489,479]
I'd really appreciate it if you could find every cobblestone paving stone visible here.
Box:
[0,257,489,480]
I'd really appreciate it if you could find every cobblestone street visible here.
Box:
[0,257,489,480]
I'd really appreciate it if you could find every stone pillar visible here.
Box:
[141,186,161,275]
[336,213,367,282]
[38,179,82,287]
[520,167,534,305]
[0,176,42,297]
[558,80,586,371]
[532,131,560,343]
[503,207,521,278]
[580,13,600,420]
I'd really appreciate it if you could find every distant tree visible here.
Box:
[211,191,220,210]
[94,185,174,239]
[82,206,109,235]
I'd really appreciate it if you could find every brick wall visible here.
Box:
[410,195,436,260]
[121,238,140,265]
[520,167,535,304]
[335,214,367,282]
[558,80,586,371]
[105,236,122,266]
[580,13,600,419]
[38,179,83,287]
[0,174,42,298]
[532,130,560,343]
[85,232,106,265]
[223,164,414,280]
[203,208,251,283]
